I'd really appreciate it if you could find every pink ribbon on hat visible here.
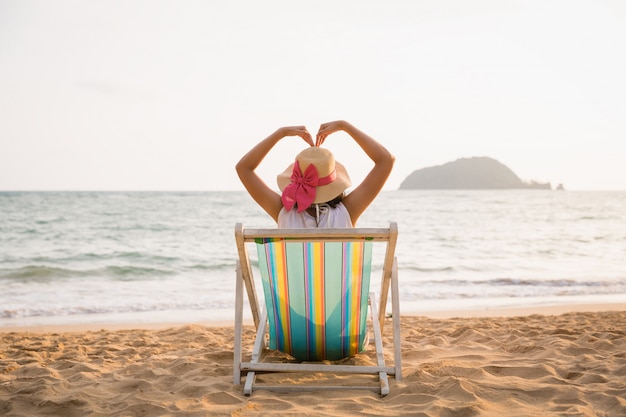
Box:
[281,160,336,212]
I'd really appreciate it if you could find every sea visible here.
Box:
[1,190,625,327]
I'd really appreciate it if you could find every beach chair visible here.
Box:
[233,222,401,396]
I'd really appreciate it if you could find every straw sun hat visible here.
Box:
[277,146,351,211]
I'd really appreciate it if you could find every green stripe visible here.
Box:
[256,242,277,350]
[323,241,343,361]
[285,242,307,360]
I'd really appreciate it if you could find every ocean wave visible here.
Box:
[0,265,84,281]
[485,278,617,287]
[417,277,625,288]
[404,265,455,273]
[1,300,234,319]
[187,262,237,271]
[0,264,177,281]
[401,277,626,300]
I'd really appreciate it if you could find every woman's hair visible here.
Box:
[295,193,345,211]
[322,193,344,208]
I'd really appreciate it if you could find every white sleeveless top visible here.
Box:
[277,202,353,228]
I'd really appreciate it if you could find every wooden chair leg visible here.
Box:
[391,257,402,381]
[243,309,268,396]
[233,261,243,385]
[369,293,390,396]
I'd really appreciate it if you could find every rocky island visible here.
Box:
[399,157,554,190]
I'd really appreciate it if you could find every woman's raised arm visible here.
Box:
[236,126,314,221]
[316,120,395,225]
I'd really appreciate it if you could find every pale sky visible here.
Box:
[1,0,625,191]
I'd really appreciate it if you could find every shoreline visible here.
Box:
[2,301,624,334]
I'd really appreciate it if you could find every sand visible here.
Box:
[1,306,626,417]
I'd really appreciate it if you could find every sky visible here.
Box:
[1,0,625,191]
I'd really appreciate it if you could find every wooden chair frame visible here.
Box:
[233,222,401,396]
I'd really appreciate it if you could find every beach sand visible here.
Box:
[1,305,626,416]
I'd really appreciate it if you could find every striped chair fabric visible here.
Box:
[256,239,372,361]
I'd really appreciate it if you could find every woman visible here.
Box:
[236,120,395,228]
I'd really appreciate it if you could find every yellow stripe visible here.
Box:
[349,242,363,355]
[274,243,291,353]
[313,242,324,355]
